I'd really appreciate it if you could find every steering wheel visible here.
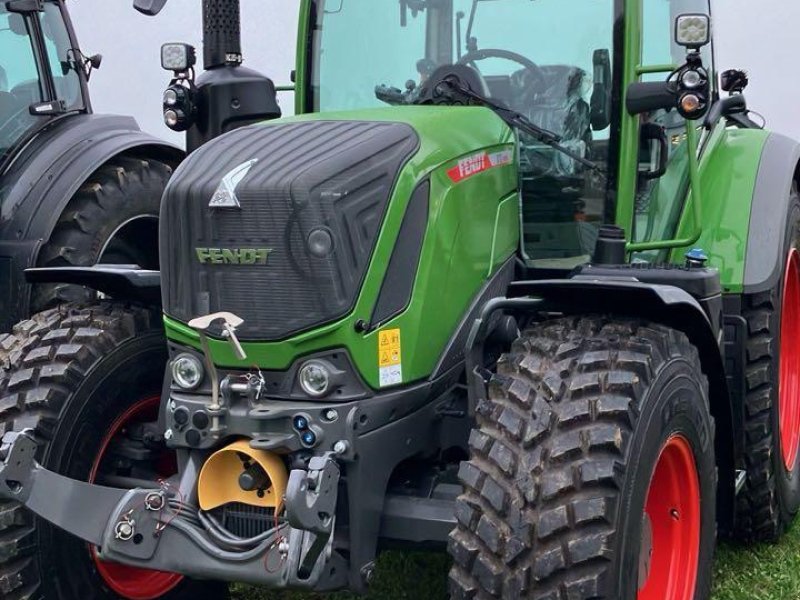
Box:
[458,48,547,93]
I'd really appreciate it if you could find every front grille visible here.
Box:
[161,120,419,340]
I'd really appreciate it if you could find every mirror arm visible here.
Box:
[626,81,678,116]
[705,95,761,130]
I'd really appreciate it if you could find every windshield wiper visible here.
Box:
[440,77,602,172]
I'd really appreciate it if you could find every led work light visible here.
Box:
[675,14,711,49]
[161,43,196,72]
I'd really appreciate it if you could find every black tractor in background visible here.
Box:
[0,0,182,339]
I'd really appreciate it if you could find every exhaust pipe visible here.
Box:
[203,0,242,69]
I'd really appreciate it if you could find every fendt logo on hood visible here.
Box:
[209,158,258,209]
[196,248,273,265]
[447,149,513,184]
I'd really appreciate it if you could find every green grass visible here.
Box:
[231,521,800,600]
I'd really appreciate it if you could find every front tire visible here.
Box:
[0,303,228,600]
[448,317,716,599]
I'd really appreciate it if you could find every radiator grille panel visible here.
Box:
[160,120,419,340]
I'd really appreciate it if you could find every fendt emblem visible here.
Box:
[209,158,258,209]
[196,248,273,265]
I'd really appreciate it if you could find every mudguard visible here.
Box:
[0,113,182,329]
[0,113,182,240]
[743,132,800,294]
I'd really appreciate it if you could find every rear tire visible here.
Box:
[0,303,228,600]
[448,317,716,599]
[31,157,170,312]
[735,187,800,541]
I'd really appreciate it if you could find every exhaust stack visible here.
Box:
[203,0,242,69]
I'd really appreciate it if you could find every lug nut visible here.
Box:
[333,440,349,455]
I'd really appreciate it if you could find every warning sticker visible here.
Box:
[378,329,402,387]
[447,149,514,184]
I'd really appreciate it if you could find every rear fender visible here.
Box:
[0,114,181,326]
[742,132,800,294]
[1,113,183,242]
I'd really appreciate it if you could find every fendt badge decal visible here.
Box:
[447,149,513,184]
[196,248,273,265]
[209,158,258,209]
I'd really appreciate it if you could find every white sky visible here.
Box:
[67,0,800,144]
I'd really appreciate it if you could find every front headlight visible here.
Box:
[298,361,331,398]
[171,354,204,390]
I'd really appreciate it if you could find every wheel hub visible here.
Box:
[637,435,701,600]
[88,396,183,600]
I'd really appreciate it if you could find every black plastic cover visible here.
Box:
[370,181,429,327]
[626,81,677,116]
[160,120,419,341]
[574,262,722,299]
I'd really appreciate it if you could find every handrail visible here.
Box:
[625,62,704,254]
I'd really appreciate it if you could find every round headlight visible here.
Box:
[163,88,179,106]
[164,109,180,128]
[680,69,704,90]
[298,361,331,398]
[172,354,204,390]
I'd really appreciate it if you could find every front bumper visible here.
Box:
[0,432,347,589]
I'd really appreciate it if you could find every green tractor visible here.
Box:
[0,1,796,599]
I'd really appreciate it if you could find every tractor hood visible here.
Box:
[160,106,514,342]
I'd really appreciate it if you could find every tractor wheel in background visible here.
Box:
[735,186,800,542]
[0,303,229,600]
[30,156,171,312]
[448,316,716,599]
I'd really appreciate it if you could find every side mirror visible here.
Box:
[638,123,669,180]
[133,0,168,16]
[590,49,612,131]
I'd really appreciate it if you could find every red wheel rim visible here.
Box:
[780,248,800,471]
[638,435,701,600]
[88,396,184,600]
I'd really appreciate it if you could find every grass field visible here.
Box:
[231,520,800,600]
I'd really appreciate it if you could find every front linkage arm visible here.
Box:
[0,431,347,588]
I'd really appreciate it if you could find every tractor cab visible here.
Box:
[302,0,714,268]
[0,0,93,172]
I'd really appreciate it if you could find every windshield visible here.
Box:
[312,0,619,266]
[0,2,82,163]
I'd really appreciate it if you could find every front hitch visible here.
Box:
[0,431,347,589]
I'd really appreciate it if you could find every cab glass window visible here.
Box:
[0,7,41,158]
[312,0,620,268]
[40,2,82,110]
